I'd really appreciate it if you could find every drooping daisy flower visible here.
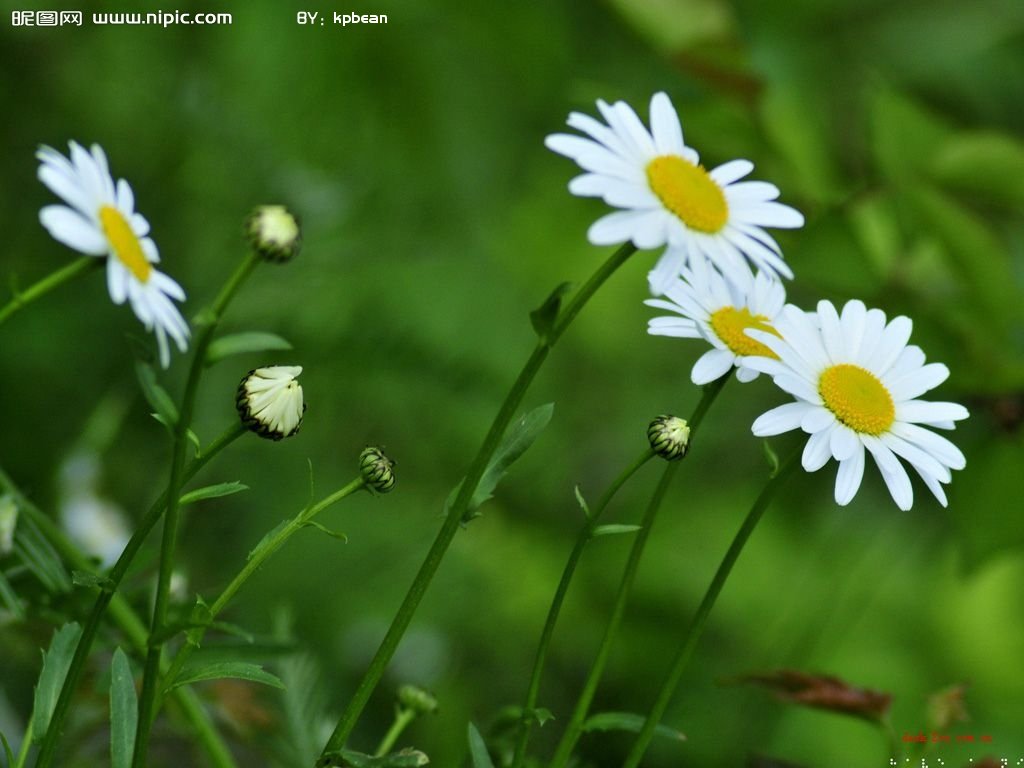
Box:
[236,366,306,440]
[646,257,786,385]
[745,300,969,510]
[545,92,804,292]
[37,141,189,367]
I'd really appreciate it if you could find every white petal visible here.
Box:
[116,178,135,215]
[649,92,685,156]
[834,444,866,506]
[723,180,780,203]
[691,348,735,385]
[801,407,835,434]
[735,365,760,383]
[895,400,969,425]
[889,423,966,470]
[880,433,951,483]
[817,300,846,364]
[830,424,860,461]
[732,201,805,229]
[886,363,950,402]
[862,436,914,511]
[106,259,129,304]
[647,248,687,296]
[589,210,651,246]
[867,315,913,375]
[40,206,108,255]
[751,402,815,436]
[709,159,753,186]
[38,165,93,217]
[802,427,833,472]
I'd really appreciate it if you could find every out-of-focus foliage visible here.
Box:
[1,0,1022,766]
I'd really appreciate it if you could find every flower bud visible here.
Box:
[236,366,305,440]
[360,446,396,493]
[647,415,690,460]
[245,205,301,263]
[398,684,438,715]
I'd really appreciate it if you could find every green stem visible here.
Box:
[373,708,416,758]
[24,424,245,768]
[12,716,34,768]
[160,478,365,695]
[621,449,799,768]
[319,243,636,760]
[0,257,102,327]
[547,375,728,768]
[511,448,654,768]
[134,252,260,767]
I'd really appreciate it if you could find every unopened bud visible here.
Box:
[236,366,306,440]
[360,446,396,493]
[647,415,690,460]
[246,205,301,263]
[398,685,438,715]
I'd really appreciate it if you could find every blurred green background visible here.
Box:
[2,0,1023,766]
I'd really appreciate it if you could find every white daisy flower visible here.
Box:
[545,92,804,293]
[37,141,189,368]
[236,366,306,440]
[745,300,969,510]
[645,258,786,385]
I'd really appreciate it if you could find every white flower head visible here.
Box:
[236,366,306,440]
[37,141,189,368]
[61,494,131,569]
[545,92,804,291]
[746,300,969,510]
[646,257,786,385]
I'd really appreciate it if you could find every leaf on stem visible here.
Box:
[247,520,291,562]
[71,570,115,592]
[582,711,685,742]
[109,648,137,768]
[530,281,573,343]
[762,440,780,477]
[163,661,284,694]
[205,331,293,367]
[466,723,495,768]
[12,514,70,593]
[134,361,178,428]
[150,414,201,455]
[318,749,429,767]
[0,570,25,620]
[31,623,83,741]
[448,403,555,523]
[574,485,591,519]
[179,482,249,506]
[299,520,348,543]
[1,730,15,767]
[590,524,642,539]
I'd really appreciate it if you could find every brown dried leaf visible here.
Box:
[736,669,892,724]
[927,683,970,732]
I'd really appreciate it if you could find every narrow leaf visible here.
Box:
[1,730,15,767]
[151,415,200,455]
[762,441,780,478]
[529,282,573,342]
[72,570,115,592]
[466,723,495,768]
[590,524,642,538]
[248,520,290,562]
[457,403,554,522]
[134,361,178,427]
[109,648,137,768]
[179,482,249,506]
[13,514,70,593]
[582,711,685,742]
[574,485,591,520]
[164,661,284,694]
[299,520,348,543]
[32,623,83,740]
[206,332,293,367]
[531,707,554,727]
[0,569,25,620]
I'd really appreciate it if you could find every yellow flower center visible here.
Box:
[818,364,895,436]
[99,205,151,282]
[709,306,780,358]
[646,155,728,234]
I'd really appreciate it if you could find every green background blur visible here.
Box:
[2,0,1023,766]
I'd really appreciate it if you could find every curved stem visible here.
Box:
[319,243,636,760]
[511,448,654,768]
[133,252,260,767]
[0,257,102,327]
[373,708,416,758]
[547,375,728,768]
[621,448,799,768]
[160,478,365,695]
[28,423,245,768]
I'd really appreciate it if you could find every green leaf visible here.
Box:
[930,131,1024,209]
[32,623,83,740]
[452,403,555,522]
[0,569,25,620]
[318,749,429,768]
[248,520,290,562]
[299,520,348,543]
[762,441,780,478]
[179,482,249,506]
[134,361,178,428]
[151,415,200,455]
[205,332,293,367]
[466,723,495,768]
[184,597,214,648]
[582,711,686,742]
[590,524,642,538]
[1,730,15,767]
[71,570,115,592]
[12,514,70,593]
[529,282,572,343]
[164,661,284,694]
[530,707,554,727]
[574,485,591,520]
[109,648,137,768]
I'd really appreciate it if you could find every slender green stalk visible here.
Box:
[0,257,102,327]
[160,478,365,695]
[24,424,245,768]
[621,449,799,768]
[547,375,728,768]
[319,243,636,759]
[511,448,654,768]
[373,708,416,758]
[12,717,34,768]
[133,252,260,767]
